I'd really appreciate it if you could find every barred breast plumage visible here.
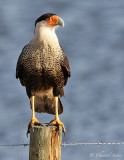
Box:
[16,39,70,114]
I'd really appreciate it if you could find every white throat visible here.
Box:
[32,21,59,45]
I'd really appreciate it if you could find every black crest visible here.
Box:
[35,13,56,27]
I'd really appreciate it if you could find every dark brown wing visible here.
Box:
[60,48,71,86]
[16,44,29,86]
[16,49,25,85]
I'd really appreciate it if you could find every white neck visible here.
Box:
[32,21,59,45]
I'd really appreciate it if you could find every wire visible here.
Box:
[0,142,124,147]
[62,142,124,146]
[0,143,29,147]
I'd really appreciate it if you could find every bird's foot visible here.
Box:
[50,118,66,133]
[27,117,40,136]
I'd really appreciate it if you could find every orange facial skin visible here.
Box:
[46,15,60,26]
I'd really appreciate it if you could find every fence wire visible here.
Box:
[0,142,124,147]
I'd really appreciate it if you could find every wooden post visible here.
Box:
[29,124,62,160]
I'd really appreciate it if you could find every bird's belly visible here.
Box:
[34,87,55,114]
[35,87,53,98]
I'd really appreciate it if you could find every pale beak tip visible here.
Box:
[57,18,64,27]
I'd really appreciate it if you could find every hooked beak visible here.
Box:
[57,17,64,27]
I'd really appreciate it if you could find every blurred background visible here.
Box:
[0,0,124,159]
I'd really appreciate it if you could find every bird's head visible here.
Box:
[35,13,64,29]
[33,13,64,42]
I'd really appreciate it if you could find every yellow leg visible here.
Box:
[27,96,40,133]
[50,96,65,133]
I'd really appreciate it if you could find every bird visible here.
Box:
[16,13,70,133]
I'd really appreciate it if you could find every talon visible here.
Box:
[50,118,66,133]
[27,117,40,135]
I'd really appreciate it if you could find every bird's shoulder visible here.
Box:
[16,42,43,78]
[17,42,44,65]
[21,42,42,56]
